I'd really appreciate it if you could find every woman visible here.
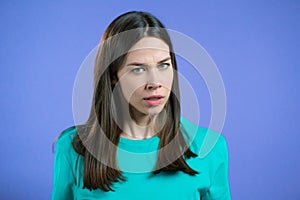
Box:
[52,11,231,199]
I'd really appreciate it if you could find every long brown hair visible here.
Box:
[72,11,198,192]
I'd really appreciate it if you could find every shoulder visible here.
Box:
[54,126,77,155]
[180,116,228,160]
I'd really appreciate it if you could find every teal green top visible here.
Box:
[51,117,231,199]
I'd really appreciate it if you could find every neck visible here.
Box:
[120,114,158,140]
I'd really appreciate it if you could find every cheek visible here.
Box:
[160,69,174,90]
[118,77,144,101]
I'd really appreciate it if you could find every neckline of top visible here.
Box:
[119,135,159,146]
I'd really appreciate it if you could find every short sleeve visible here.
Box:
[51,127,77,200]
[203,136,231,200]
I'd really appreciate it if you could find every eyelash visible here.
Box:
[159,63,170,69]
[131,63,171,73]
[131,67,145,73]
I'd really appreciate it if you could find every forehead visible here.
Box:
[126,37,170,62]
[129,37,169,51]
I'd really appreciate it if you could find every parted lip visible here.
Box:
[143,95,164,100]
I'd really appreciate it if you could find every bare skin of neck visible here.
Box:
[120,112,159,140]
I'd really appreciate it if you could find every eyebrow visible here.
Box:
[126,57,171,66]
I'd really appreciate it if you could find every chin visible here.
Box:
[129,103,167,118]
[143,106,165,116]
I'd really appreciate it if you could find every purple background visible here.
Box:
[1,1,299,199]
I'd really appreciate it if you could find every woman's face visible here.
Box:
[116,37,174,118]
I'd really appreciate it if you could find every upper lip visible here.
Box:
[143,95,164,100]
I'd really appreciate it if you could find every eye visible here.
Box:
[159,63,170,69]
[131,67,145,74]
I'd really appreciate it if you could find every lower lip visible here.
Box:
[144,98,163,106]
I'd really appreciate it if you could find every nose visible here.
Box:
[146,82,162,90]
[145,68,162,90]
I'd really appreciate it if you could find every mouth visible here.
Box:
[143,95,164,106]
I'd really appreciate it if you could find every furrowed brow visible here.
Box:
[127,57,171,66]
[157,57,171,64]
[126,62,146,67]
